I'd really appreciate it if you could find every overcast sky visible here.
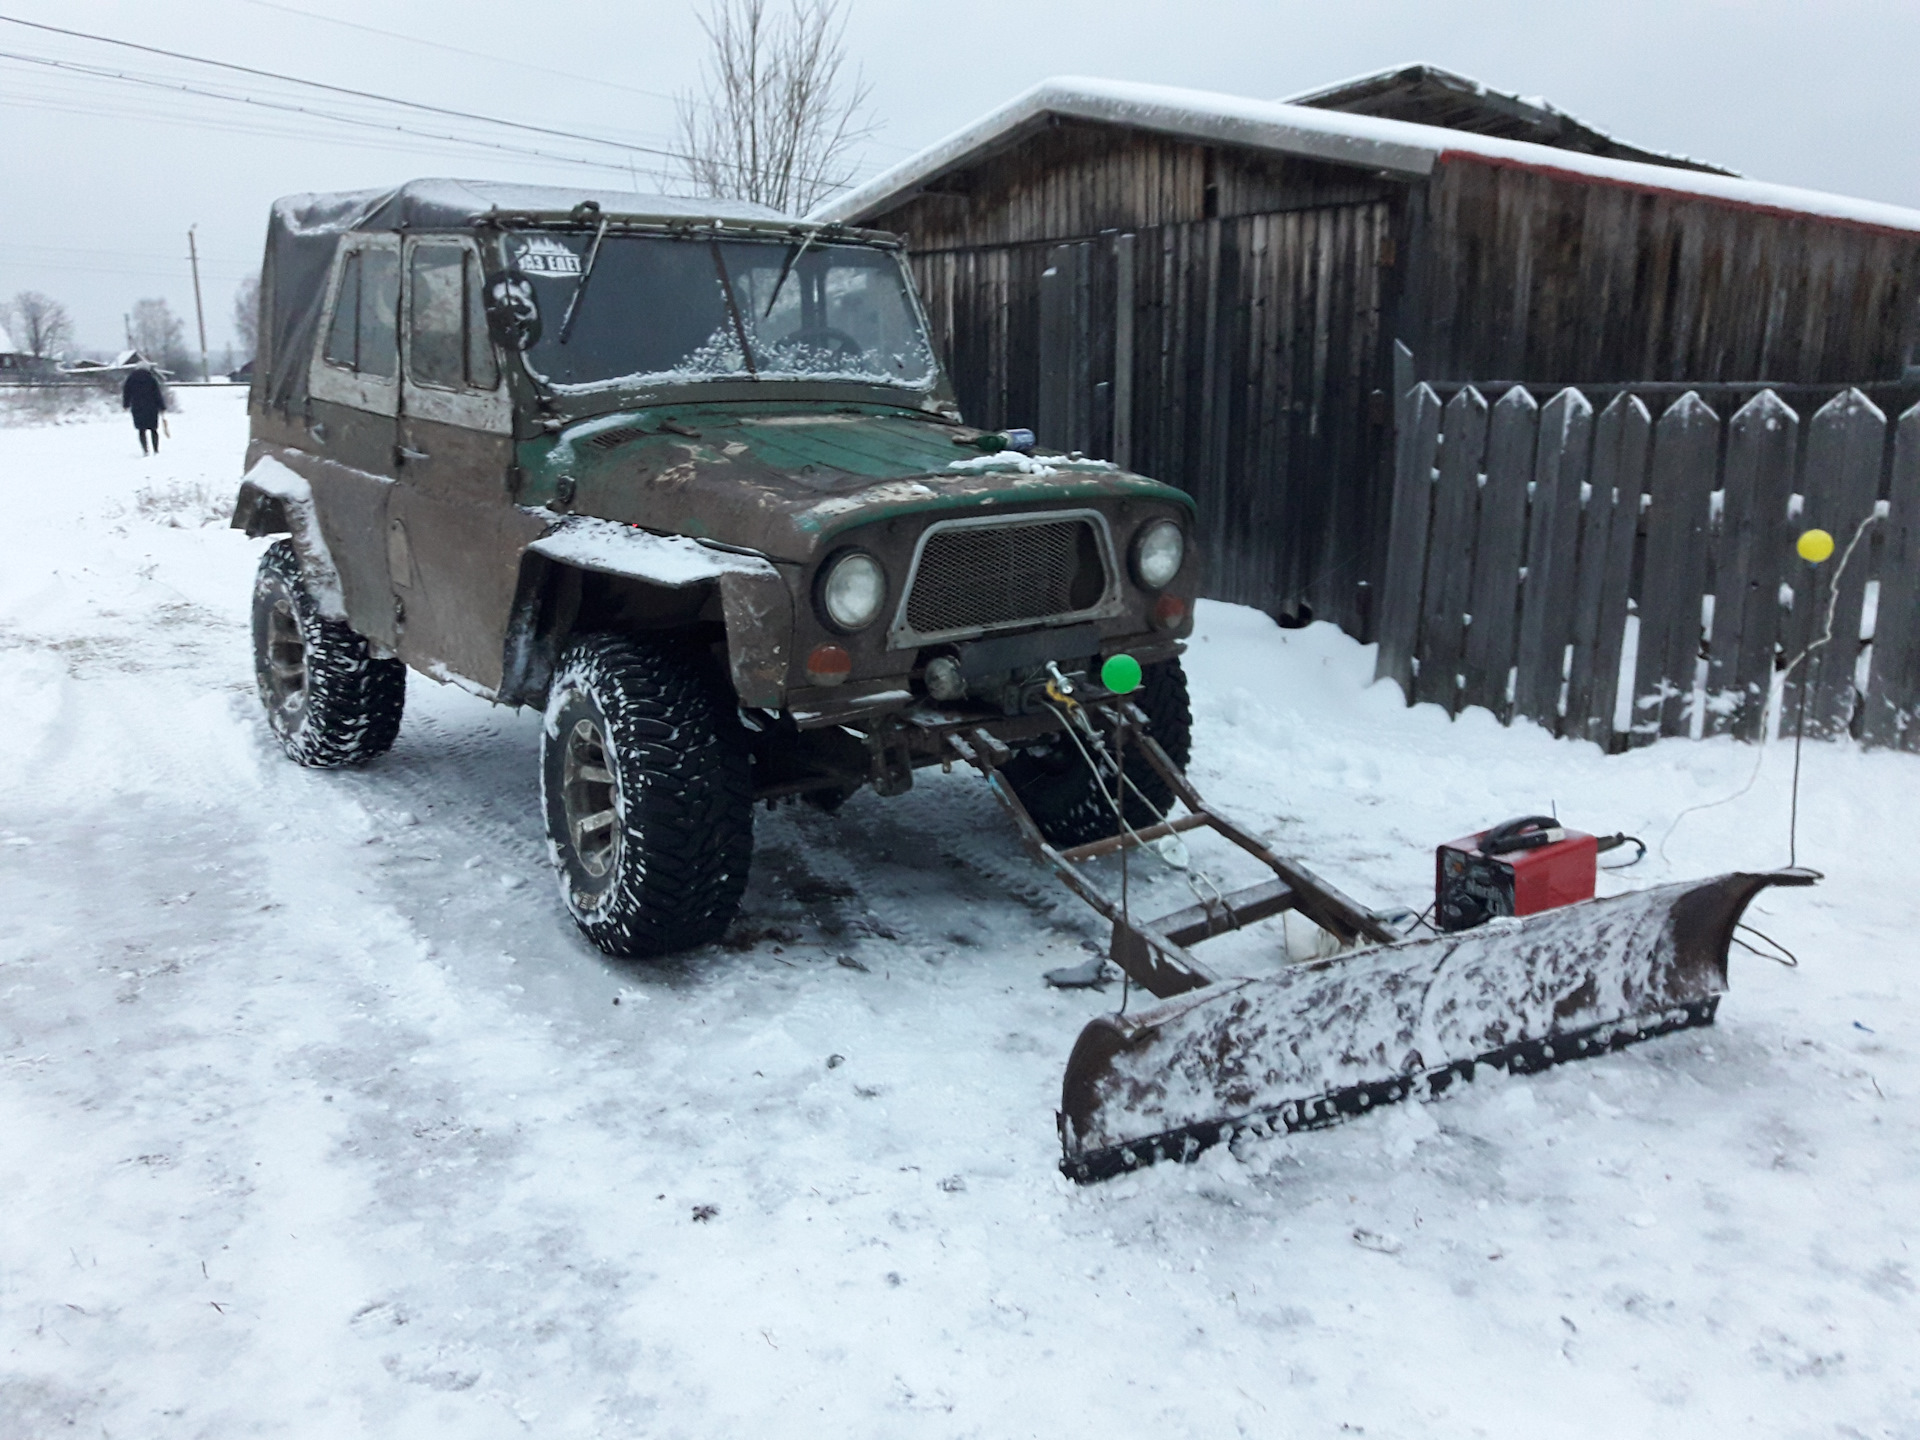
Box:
[4,0,1915,359]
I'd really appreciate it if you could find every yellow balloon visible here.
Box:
[1797,528,1835,564]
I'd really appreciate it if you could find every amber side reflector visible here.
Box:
[806,644,853,685]
[1153,593,1189,630]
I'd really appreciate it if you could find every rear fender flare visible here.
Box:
[501,515,792,709]
[232,455,347,619]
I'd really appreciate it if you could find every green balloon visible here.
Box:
[1101,653,1143,694]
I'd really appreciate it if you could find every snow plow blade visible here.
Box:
[1059,869,1815,1183]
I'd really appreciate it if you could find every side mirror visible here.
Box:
[486,270,541,351]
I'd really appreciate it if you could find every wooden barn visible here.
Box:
[812,70,1920,658]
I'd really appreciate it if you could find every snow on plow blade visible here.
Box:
[1059,870,1815,1183]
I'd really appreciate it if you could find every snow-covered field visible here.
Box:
[2,389,1915,1438]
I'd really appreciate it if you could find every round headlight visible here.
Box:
[1133,520,1185,589]
[820,551,886,630]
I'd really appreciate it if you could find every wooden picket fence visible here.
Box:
[1374,381,1920,751]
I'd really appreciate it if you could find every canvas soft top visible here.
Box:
[254,179,799,415]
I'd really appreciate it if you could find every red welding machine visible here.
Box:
[1436,816,1597,932]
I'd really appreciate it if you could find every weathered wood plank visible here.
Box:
[1416,387,1490,712]
[1567,393,1650,747]
[1788,388,1885,738]
[1461,386,1537,718]
[1863,402,1920,749]
[1513,388,1594,730]
[1710,390,1798,740]
[1632,392,1720,744]
[1374,382,1443,697]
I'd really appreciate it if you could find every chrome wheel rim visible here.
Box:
[263,596,308,730]
[562,717,620,879]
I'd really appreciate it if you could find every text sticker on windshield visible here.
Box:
[512,235,582,278]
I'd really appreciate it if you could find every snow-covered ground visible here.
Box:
[2,390,1915,1438]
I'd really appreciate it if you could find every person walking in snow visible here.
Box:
[121,363,166,454]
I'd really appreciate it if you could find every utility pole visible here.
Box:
[187,226,210,382]
[186,228,211,384]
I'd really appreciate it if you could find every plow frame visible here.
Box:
[948,698,1399,1001]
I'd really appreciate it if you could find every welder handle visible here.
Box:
[1481,815,1567,856]
[1596,832,1648,865]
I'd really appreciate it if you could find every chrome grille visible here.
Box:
[903,517,1109,637]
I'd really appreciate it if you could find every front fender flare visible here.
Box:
[511,515,793,709]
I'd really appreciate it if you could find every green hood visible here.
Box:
[518,403,1194,560]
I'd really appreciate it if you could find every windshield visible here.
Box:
[505,230,939,394]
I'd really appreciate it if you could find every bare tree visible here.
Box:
[6,291,75,359]
[675,0,877,216]
[130,298,190,373]
[232,273,261,361]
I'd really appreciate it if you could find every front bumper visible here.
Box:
[782,636,1182,729]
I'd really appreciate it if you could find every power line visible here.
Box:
[0,12,691,162]
[0,56,887,198]
[0,84,724,200]
[236,0,681,105]
[230,0,919,157]
[0,74,650,177]
[0,51,652,174]
[0,54,683,163]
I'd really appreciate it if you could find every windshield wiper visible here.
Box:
[762,227,819,319]
[556,215,609,346]
[708,238,758,379]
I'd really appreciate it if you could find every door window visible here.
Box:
[323,246,399,378]
[409,245,498,391]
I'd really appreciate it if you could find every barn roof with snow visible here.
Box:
[813,75,1920,237]
[1278,63,1735,175]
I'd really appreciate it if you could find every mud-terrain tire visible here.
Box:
[541,635,754,957]
[1002,658,1193,849]
[252,539,405,767]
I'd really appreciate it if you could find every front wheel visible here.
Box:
[251,539,405,767]
[1002,658,1193,849]
[541,635,754,957]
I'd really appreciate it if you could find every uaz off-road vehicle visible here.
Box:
[235,181,1814,1185]
[234,181,1198,956]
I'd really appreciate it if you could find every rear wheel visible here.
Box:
[1003,657,1192,849]
[251,539,405,767]
[541,635,753,957]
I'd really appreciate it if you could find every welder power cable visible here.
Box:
[1657,510,1877,865]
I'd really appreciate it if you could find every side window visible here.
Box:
[465,252,499,390]
[321,245,399,378]
[409,245,465,387]
[323,251,361,369]
[357,249,399,380]
[409,244,500,391]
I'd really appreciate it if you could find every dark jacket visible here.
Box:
[122,367,164,423]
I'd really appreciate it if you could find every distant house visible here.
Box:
[0,321,51,379]
[812,69,1920,635]
[59,350,171,384]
